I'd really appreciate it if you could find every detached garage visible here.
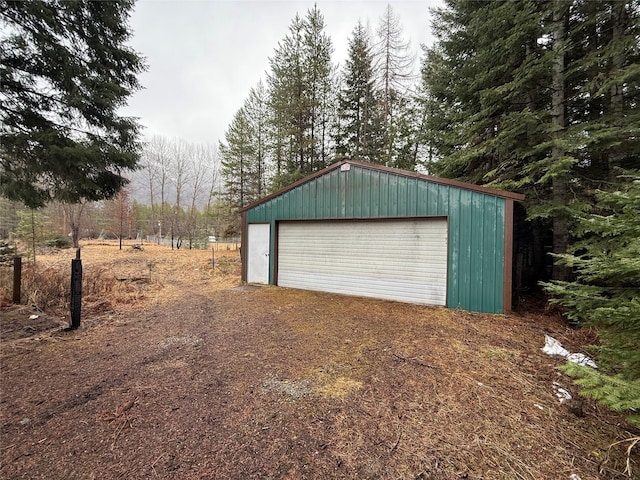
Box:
[240,161,524,314]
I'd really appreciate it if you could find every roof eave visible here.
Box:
[240,160,525,213]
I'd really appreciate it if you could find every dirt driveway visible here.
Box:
[1,266,637,479]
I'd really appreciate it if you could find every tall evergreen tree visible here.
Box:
[336,22,385,163]
[392,92,424,171]
[0,198,19,238]
[267,7,335,188]
[544,172,640,427]
[268,14,308,182]
[374,5,416,168]
[420,0,639,281]
[243,82,270,198]
[0,0,145,208]
[220,108,256,210]
[303,6,335,172]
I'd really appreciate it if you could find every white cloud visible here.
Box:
[121,0,443,144]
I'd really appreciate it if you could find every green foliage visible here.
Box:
[270,169,306,193]
[220,108,258,209]
[267,7,335,180]
[0,198,20,238]
[0,0,146,208]
[43,235,71,249]
[219,5,433,202]
[335,22,386,163]
[0,240,17,264]
[559,363,640,427]
[421,0,640,280]
[374,5,418,168]
[544,172,640,424]
[15,209,47,262]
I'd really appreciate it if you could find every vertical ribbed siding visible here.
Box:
[245,164,507,313]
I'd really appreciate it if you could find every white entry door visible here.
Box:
[247,223,270,284]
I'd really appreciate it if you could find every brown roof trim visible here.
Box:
[240,160,525,212]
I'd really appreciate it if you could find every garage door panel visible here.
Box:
[278,219,448,305]
[279,271,446,305]
[281,258,447,280]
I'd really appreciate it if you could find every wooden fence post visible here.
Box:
[70,248,82,329]
[12,256,21,304]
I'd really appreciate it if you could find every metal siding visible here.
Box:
[469,192,485,311]
[372,171,381,216]
[328,172,336,216]
[244,164,509,313]
[333,170,341,217]
[406,179,417,216]
[340,170,347,217]
[293,185,302,218]
[309,181,317,218]
[358,175,371,218]
[459,189,472,310]
[389,174,399,216]
[278,219,448,305]
[379,174,388,216]
[479,195,493,312]
[447,188,461,309]
[425,182,436,213]
[323,174,332,217]
[417,181,429,213]
[345,169,354,218]
[494,202,506,310]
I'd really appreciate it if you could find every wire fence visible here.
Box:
[144,235,241,251]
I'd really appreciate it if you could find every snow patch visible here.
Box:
[553,381,573,404]
[542,335,597,368]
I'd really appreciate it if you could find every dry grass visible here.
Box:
[0,243,638,479]
[0,240,240,340]
[0,240,240,314]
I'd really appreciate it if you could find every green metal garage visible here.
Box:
[240,160,524,314]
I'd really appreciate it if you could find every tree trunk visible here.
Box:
[551,0,570,281]
[608,1,625,179]
[30,209,36,264]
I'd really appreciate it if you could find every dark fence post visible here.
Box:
[12,256,21,304]
[70,248,82,329]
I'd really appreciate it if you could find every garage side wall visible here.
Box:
[245,165,507,313]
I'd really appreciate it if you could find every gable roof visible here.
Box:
[240,160,525,213]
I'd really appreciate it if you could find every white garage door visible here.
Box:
[277,219,448,305]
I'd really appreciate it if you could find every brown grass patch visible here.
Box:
[0,243,637,479]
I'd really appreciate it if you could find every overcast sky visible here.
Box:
[121,0,443,146]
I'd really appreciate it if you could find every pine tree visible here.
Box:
[392,92,424,171]
[243,82,270,198]
[0,0,145,208]
[303,6,335,172]
[374,5,416,167]
[16,209,47,263]
[544,172,640,427]
[336,22,385,163]
[102,187,133,249]
[268,14,308,180]
[267,7,336,187]
[0,198,20,238]
[422,0,551,183]
[219,108,255,208]
[420,0,639,281]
